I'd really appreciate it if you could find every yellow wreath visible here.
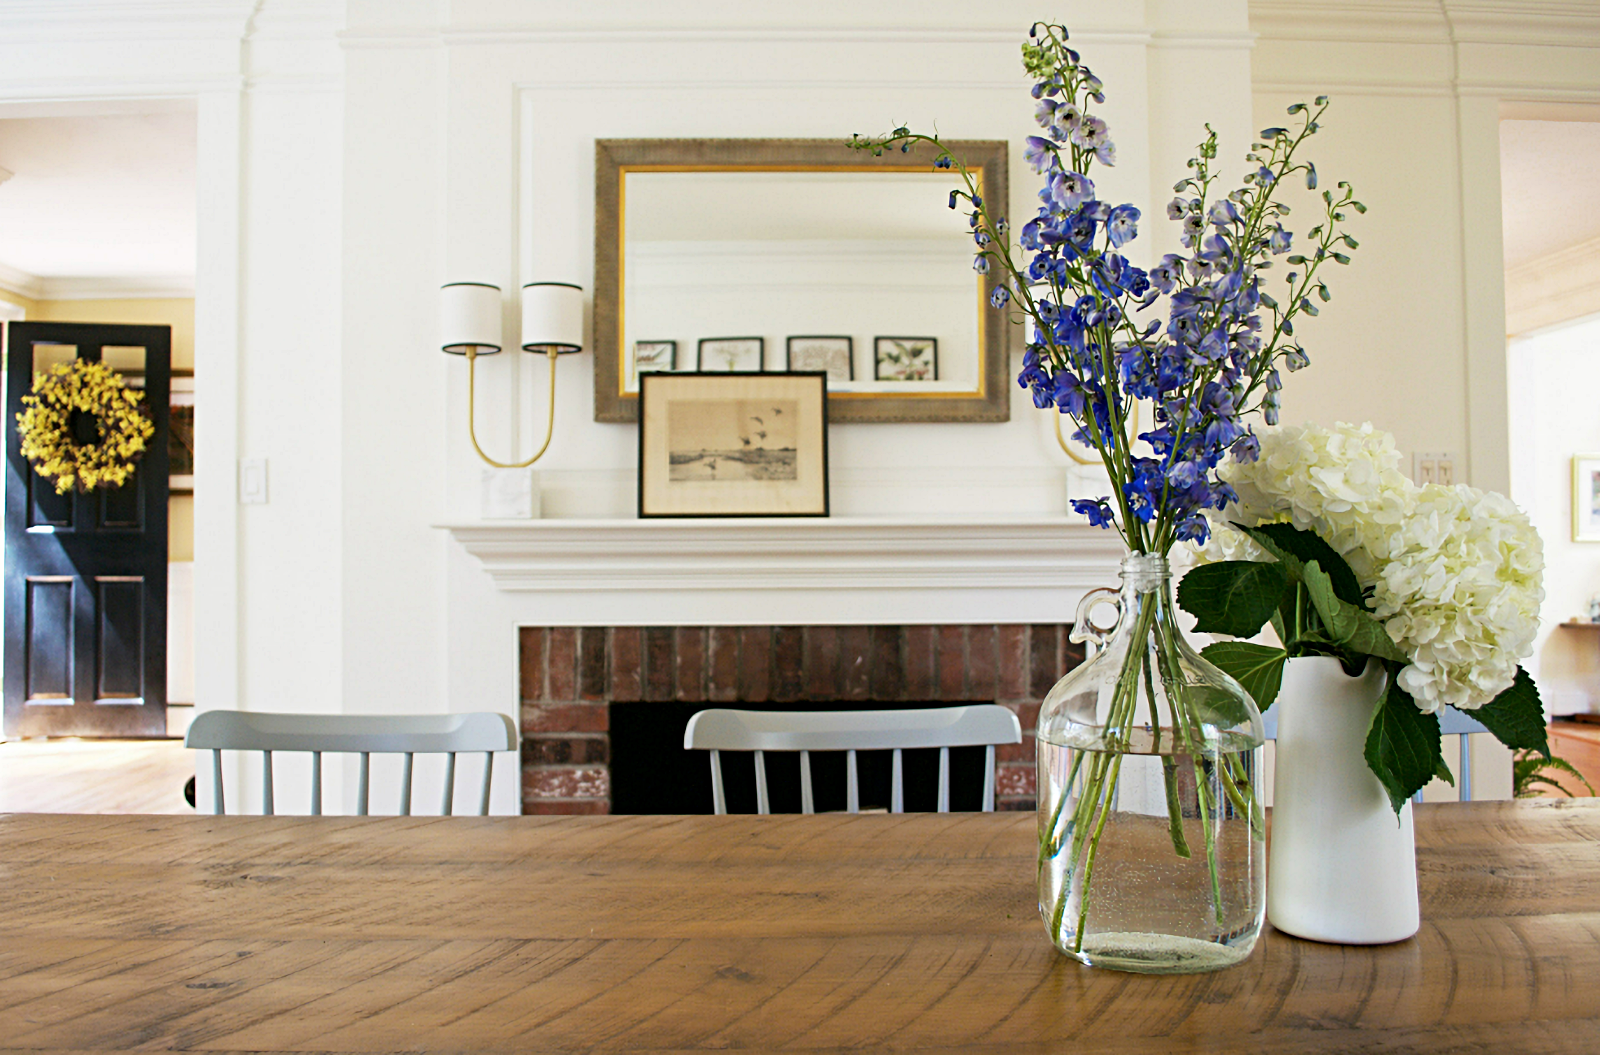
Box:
[16,359,155,494]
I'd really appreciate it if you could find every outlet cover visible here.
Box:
[1412,451,1458,486]
[238,458,268,504]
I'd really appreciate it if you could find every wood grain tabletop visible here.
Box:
[1,801,1597,1053]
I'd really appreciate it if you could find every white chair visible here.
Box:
[1260,705,1488,802]
[185,710,518,816]
[683,705,1022,814]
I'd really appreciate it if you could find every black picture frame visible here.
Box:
[638,371,829,518]
[785,336,854,383]
[696,337,765,372]
[633,339,677,377]
[873,337,938,381]
[169,373,194,493]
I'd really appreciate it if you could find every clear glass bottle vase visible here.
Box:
[1036,553,1266,973]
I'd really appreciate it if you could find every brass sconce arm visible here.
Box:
[464,345,560,469]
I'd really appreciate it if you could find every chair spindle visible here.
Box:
[441,752,457,815]
[709,749,726,814]
[891,748,904,813]
[399,752,415,816]
[754,749,771,814]
[982,745,996,812]
[358,752,371,816]
[311,751,322,815]
[846,749,860,813]
[262,749,275,816]
[477,752,494,816]
[800,750,814,814]
[937,747,950,813]
[211,748,225,815]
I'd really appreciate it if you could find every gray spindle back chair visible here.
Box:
[1261,705,1488,802]
[185,710,518,816]
[684,705,1022,814]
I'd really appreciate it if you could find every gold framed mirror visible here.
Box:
[593,138,1010,424]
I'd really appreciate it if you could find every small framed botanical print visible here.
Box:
[874,336,937,381]
[638,371,829,518]
[633,340,676,376]
[1574,454,1600,541]
[786,336,853,383]
[697,337,764,372]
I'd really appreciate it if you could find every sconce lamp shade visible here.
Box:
[521,282,584,353]
[441,282,503,355]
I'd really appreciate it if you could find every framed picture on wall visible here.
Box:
[638,371,829,518]
[169,374,195,493]
[786,336,853,383]
[873,336,937,381]
[633,340,676,385]
[1574,454,1600,541]
[697,337,764,372]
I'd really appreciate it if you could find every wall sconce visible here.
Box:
[440,281,585,469]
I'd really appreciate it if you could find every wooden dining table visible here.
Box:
[2,800,1597,1053]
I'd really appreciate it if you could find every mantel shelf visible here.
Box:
[439,516,1128,593]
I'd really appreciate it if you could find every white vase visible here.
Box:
[1267,656,1419,944]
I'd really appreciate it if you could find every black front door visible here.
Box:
[4,322,170,737]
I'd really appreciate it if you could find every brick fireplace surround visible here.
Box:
[518,624,1085,814]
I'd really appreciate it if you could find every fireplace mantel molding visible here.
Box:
[440,516,1127,593]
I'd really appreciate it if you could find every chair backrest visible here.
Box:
[683,705,1022,814]
[185,710,518,816]
[1260,706,1488,802]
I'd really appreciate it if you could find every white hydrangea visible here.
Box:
[1192,422,1544,713]
[1374,484,1544,713]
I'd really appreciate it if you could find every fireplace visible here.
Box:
[518,623,1084,814]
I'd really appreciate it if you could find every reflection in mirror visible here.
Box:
[623,172,973,393]
[594,140,1009,424]
[32,343,76,375]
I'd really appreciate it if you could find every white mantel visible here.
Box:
[440,516,1128,602]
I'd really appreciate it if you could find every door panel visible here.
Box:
[24,577,73,700]
[5,321,170,737]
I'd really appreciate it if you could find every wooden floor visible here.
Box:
[1549,719,1600,795]
[0,737,195,814]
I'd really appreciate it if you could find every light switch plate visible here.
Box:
[239,458,268,504]
[1412,451,1458,486]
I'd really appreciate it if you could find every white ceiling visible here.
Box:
[0,111,196,295]
[1500,118,1600,270]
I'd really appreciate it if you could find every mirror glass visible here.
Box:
[593,140,1009,423]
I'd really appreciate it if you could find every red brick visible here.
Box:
[838,626,873,701]
[997,625,1028,699]
[521,736,608,765]
[548,627,578,701]
[518,627,546,702]
[996,761,1035,798]
[522,799,610,815]
[967,625,998,702]
[870,626,904,701]
[644,627,675,701]
[523,766,610,799]
[579,627,607,701]
[996,738,1034,764]
[1030,625,1061,699]
[996,798,1036,812]
[772,626,803,702]
[676,627,706,702]
[707,627,741,702]
[521,702,608,734]
[610,627,642,703]
[905,626,935,700]
[738,626,770,702]
[804,626,839,700]
[936,625,966,700]
[1062,634,1086,676]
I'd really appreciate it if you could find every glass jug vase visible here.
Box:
[1036,553,1266,973]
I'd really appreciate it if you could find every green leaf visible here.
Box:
[1234,522,1363,606]
[1302,561,1409,663]
[1365,677,1444,814]
[1522,755,1596,797]
[1201,642,1289,711]
[1176,561,1287,638]
[1471,667,1550,757]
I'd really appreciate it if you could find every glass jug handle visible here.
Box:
[1069,586,1121,657]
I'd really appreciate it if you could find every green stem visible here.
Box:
[1071,752,1125,954]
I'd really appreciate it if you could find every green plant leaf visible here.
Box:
[1301,561,1410,663]
[1177,561,1288,638]
[1234,522,1363,607]
[1200,642,1289,711]
[1471,668,1550,757]
[1516,753,1596,798]
[1365,677,1444,814]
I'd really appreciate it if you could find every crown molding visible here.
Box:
[1505,234,1600,337]
[0,265,196,302]
[1250,0,1600,48]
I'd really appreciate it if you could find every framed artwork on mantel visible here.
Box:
[638,371,829,518]
[169,374,195,493]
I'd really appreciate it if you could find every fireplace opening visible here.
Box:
[610,700,996,814]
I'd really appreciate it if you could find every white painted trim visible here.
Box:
[440,517,1127,595]
[26,276,196,301]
